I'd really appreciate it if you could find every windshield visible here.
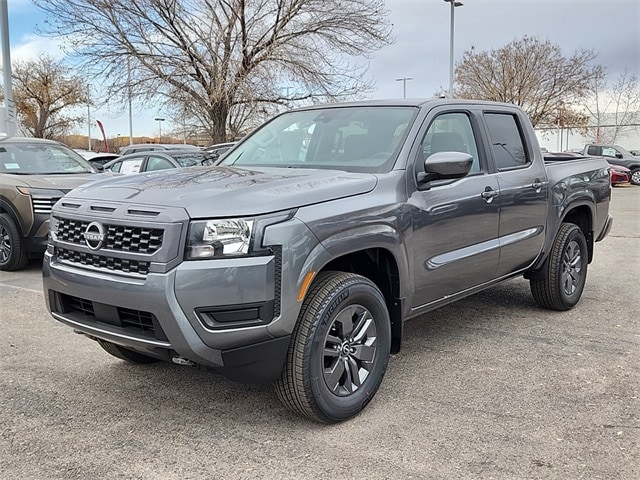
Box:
[0,142,96,174]
[221,106,417,173]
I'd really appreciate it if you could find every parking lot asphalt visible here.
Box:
[1,186,638,480]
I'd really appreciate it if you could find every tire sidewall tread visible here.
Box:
[0,213,29,272]
[275,271,391,423]
[530,223,588,311]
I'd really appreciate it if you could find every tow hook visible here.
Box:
[172,355,197,367]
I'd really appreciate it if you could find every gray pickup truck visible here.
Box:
[583,143,640,185]
[43,100,612,423]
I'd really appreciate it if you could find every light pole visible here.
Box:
[395,77,413,99]
[443,0,463,97]
[87,84,92,150]
[155,117,165,143]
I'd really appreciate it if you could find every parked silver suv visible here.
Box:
[118,143,200,156]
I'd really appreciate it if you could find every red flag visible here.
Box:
[96,120,109,152]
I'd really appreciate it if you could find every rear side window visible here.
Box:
[484,113,529,169]
[587,145,598,156]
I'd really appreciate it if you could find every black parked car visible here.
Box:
[103,150,216,174]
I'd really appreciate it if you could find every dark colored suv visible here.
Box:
[0,137,97,271]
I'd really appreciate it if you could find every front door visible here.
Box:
[408,109,500,311]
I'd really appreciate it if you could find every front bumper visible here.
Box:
[43,252,290,383]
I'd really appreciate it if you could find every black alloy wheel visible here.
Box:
[276,271,391,423]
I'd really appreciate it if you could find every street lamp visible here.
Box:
[443,0,463,97]
[87,84,92,150]
[155,117,165,143]
[395,77,413,99]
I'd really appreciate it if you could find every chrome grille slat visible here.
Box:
[32,197,60,215]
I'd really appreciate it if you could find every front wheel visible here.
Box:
[275,272,391,423]
[0,213,29,272]
[530,223,588,311]
[630,168,640,186]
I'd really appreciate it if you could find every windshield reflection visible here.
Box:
[0,143,96,174]
[221,106,417,174]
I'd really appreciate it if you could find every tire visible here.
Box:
[96,339,160,364]
[0,213,29,272]
[530,223,588,311]
[630,168,640,186]
[275,271,391,423]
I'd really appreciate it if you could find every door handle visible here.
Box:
[481,187,499,202]
[531,179,547,192]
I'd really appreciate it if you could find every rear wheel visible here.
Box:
[275,271,391,423]
[630,168,640,186]
[0,213,29,272]
[530,223,588,311]
[96,339,160,364]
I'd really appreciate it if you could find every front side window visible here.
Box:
[221,106,418,173]
[484,113,529,169]
[419,112,481,173]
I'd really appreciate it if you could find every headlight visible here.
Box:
[186,218,254,259]
[185,211,295,260]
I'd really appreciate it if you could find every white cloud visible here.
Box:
[10,34,65,63]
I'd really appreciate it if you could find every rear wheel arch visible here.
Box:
[561,204,594,262]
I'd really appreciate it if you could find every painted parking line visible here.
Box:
[0,282,42,294]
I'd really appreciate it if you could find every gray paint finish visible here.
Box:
[42,99,612,382]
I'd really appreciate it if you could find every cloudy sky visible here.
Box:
[3,0,639,138]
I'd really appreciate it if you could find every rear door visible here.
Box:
[481,108,548,277]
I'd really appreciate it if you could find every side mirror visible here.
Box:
[418,151,474,184]
[615,152,623,159]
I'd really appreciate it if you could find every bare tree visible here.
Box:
[455,36,603,127]
[7,55,87,139]
[583,68,640,144]
[34,0,393,143]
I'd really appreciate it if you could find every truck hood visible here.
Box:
[8,173,101,192]
[68,166,378,217]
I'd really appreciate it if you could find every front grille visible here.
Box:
[33,197,60,215]
[119,307,155,332]
[56,247,150,275]
[54,292,166,341]
[67,295,94,316]
[55,217,163,253]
